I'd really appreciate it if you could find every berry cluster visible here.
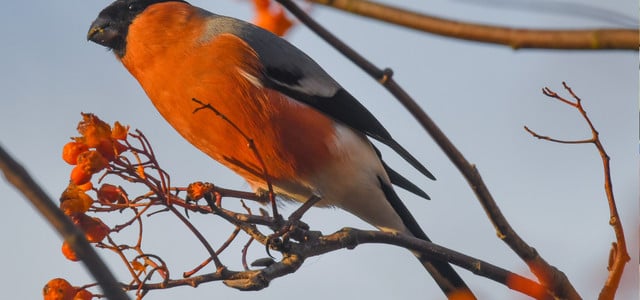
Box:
[45,114,131,299]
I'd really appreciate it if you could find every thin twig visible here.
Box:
[102,236,144,285]
[526,82,630,300]
[191,98,280,219]
[167,205,225,269]
[183,226,242,278]
[241,237,255,271]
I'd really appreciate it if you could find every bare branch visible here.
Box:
[308,0,638,50]
[526,83,630,300]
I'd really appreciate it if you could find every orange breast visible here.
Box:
[120,2,336,194]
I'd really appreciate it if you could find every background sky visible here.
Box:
[0,0,637,299]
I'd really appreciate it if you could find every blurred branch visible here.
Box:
[0,145,130,300]
[277,0,580,298]
[525,82,630,300]
[307,0,638,50]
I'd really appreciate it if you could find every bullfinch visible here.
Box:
[87,0,474,298]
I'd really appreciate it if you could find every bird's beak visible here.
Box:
[87,17,117,47]
[87,24,103,41]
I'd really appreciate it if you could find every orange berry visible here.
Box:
[70,150,109,186]
[43,278,75,300]
[77,150,109,173]
[187,181,213,201]
[77,113,112,148]
[60,184,94,215]
[70,165,92,186]
[111,121,129,140]
[97,184,123,204]
[95,140,127,162]
[60,196,92,215]
[252,0,292,36]
[61,241,79,262]
[75,181,93,192]
[73,289,92,300]
[62,142,89,165]
[74,214,110,243]
[95,140,117,162]
[85,221,109,243]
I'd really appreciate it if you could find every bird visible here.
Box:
[87,0,474,298]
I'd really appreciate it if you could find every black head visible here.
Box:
[87,0,186,57]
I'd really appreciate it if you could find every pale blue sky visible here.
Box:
[0,0,637,299]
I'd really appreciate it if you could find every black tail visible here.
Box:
[372,144,431,200]
[378,177,475,299]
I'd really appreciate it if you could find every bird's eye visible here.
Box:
[128,2,141,11]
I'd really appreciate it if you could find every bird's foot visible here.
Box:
[265,195,322,254]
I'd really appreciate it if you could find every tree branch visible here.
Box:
[277,1,580,298]
[525,82,630,300]
[308,0,638,50]
[120,224,549,298]
[183,186,551,297]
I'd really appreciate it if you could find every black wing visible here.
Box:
[236,22,435,180]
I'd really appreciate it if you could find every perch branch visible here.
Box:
[118,223,549,298]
